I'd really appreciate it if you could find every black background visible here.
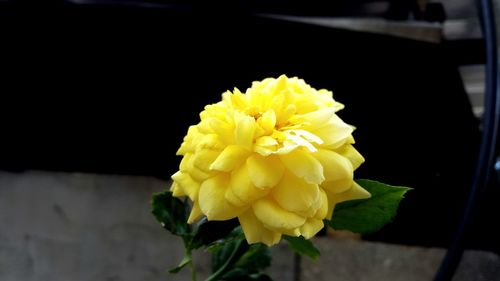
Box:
[1,2,497,253]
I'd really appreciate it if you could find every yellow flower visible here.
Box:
[171,75,370,246]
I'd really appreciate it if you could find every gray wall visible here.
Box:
[1,171,498,281]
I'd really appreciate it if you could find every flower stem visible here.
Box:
[204,240,243,281]
[190,256,197,281]
[184,246,196,281]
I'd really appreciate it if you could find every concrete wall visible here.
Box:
[1,171,498,281]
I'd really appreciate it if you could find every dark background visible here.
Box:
[0,1,496,253]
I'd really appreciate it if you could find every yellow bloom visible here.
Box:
[171,75,370,246]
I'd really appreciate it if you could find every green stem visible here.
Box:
[184,242,196,281]
[190,256,197,281]
[204,240,243,281]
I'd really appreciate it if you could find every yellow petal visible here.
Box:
[324,181,370,220]
[197,119,215,134]
[289,108,335,130]
[177,126,200,155]
[273,74,288,93]
[313,149,353,182]
[313,116,353,149]
[246,154,285,188]
[224,186,247,207]
[176,142,190,155]
[235,115,256,148]
[187,201,203,223]
[283,130,322,152]
[170,182,185,197]
[229,163,270,204]
[202,103,227,120]
[230,89,249,109]
[192,148,221,172]
[196,134,225,150]
[278,227,301,237]
[257,109,276,134]
[253,123,266,139]
[330,181,371,205]
[179,153,192,172]
[279,148,325,184]
[186,155,213,181]
[255,136,278,147]
[254,136,278,156]
[335,144,365,170]
[210,145,251,172]
[321,178,353,194]
[272,172,320,217]
[314,188,329,220]
[252,198,306,232]
[238,209,281,246]
[300,219,324,239]
[331,100,345,112]
[327,202,335,220]
[209,118,234,144]
[198,173,242,220]
[271,92,285,119]
[277,104,297,126]
[171,171,200,201]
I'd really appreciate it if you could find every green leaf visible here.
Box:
[221,243,272,279]
[151,191,191,237]
[207,227,273,281]
[326,179,411,234]
[283,235,320,260]
[211,228,247,273]
[168,254,192,273]
[190,219,240,250]
[233,244,271,271]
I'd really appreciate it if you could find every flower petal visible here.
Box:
[283,130,321,152]
[314,188,329,220]
[277,104,297,127]
[330,181,371,204]
[313,116,353,149]
[187,154,213,181]
[336,144,365,170]
[279,148,325,184]
[252,198,306,232]
[192,148,221,172]
[313,149,353,182]
[176,126,200,155]
[235,115,256,148]
[179,153,192,172]
[325,182,371,220]
[187,201,203,223]
[224,186,247,207]
[257,109,277,134]
[246,154,285,188]
[289,108,335,130]
[198,173,242,220]
[196,134,225,150]
[273,74,288,93]
[321,178,355,194]
[209,118,234,144]
[210,145,250,172]
[170,182,185,197]
[300,219,324,239]
[228,163,270,205]
[239,209,281,246]
[229,88,249,109]
[171,171,200,201]
[254,136,278,156]
[272,172,320,217]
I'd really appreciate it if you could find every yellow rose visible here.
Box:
[171,75,370,246]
